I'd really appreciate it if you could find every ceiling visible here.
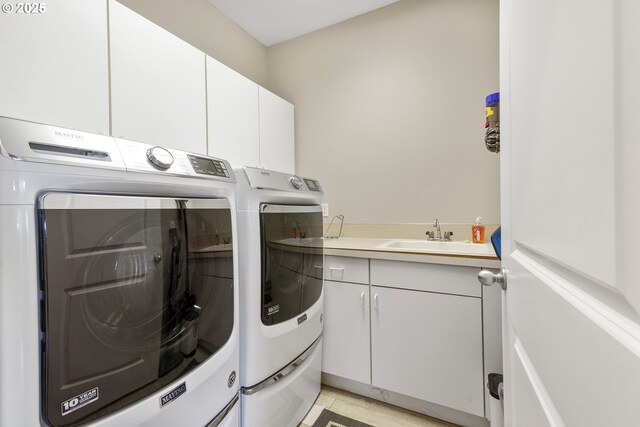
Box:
[208,0,401,47]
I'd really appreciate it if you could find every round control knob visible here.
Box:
[290,176,303,189]
[146,146,174,170]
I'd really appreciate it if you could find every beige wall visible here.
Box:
[116,0,268,86]
[267,0,500,224]
[115,0,500,225]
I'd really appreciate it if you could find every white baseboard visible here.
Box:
[321,373,490,427]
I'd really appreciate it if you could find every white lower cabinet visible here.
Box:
[370,285,484,417]
[322,280,370,384]
[323,256,496,420]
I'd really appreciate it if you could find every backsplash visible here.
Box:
[324,223,500,242]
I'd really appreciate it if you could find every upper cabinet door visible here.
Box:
[259,87,295,174]
[206,57,259,168]
[109,0,206,154]
[0,0,109,134]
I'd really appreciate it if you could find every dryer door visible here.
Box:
[260,204,323,326]
[38,194,234,427]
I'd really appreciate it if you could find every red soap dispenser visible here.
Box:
[472,217,485,243]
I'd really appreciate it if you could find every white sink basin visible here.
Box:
[375,240,494,256]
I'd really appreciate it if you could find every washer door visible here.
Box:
[38,193,234,427]
[259,204,323,326]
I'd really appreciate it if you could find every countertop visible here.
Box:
[323,237,501,269]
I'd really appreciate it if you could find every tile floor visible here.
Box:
[299,385,459,427]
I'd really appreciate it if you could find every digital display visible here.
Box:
[188,155,228,178]
[304,179,320,192]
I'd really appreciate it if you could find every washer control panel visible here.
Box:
[146,146,174,170]
[187,155,230,178]
[115,138,234,182]
[0,117,236,181]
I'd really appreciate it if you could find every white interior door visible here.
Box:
[499,0,640,426]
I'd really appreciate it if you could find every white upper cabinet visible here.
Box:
[0,0,109,134]
[0,0,294,164]
[109,0,206,154]
[206,56,260,167]
[259,87,295,174]
[206,63,295,171]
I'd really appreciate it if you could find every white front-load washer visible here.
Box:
[0,117,240,426]
[235,167,324,427]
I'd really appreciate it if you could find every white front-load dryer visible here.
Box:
[235,167,325,427]
[0,117,240,427]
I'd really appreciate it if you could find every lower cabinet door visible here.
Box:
[322,280,370,384]
[371,286,484,417]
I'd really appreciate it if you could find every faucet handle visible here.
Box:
[444,231,454,240]
[426,231,434,239]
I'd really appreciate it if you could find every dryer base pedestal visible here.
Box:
[217,403,240,427]
[241,338,322,427]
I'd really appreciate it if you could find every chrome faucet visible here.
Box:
[433,218,442,240]
[426,218,453,241]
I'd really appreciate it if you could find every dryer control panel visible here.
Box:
[243,166,322,193]
[303,178,321,192]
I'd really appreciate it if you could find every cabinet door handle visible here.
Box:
[373,293,379,310]
[329,267,344,278]
[360,292,365,308]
